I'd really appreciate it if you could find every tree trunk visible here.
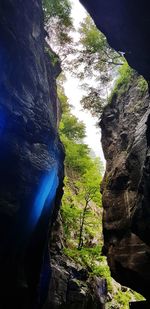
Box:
[78,200,88,250]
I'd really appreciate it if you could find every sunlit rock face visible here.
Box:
[0,0,64,308]
[80,0,150,80]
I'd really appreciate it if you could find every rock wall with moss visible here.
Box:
[101,64,150,302]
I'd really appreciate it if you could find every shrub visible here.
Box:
[108,62,135,103]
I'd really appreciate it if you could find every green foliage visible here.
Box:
[63,246,112,291]
[80,16,107,55]
[137,76,148,95]
[62,136,91,175]
[57,81,70,113]
[60,114,85,141]
[63,246,103,267]
[107,289,145,309]
[61,180,82,239]
[108,62,135,103]
[58,83,86,142]
[79,16,122,72]
[45,46,60,67]
[132,291,145,302]
[60,137,102,242]
[80,87,105,117]
[114,290,132,309]
[58,84,113,291]
[58,85,92,175]
[43,0,72,26]
[69,15,124,117]
[108,62,148,107]
[60,143,102,241]
[43,0,73,59]
[58,83,102,243]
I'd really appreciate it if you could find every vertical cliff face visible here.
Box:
[100,74,150,298]
[0,1,64,308]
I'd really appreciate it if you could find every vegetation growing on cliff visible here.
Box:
[108,62,135,103]
[137,76,148,95]
[57,85,144,308]
[58,86,112,289]
[108,62,148,105]
[59,87,102,246]
[43,1,146,307]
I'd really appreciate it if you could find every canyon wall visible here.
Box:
[0,1,64,308]
[101,73,150,298]
[1,0,150,307]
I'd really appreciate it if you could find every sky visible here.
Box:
[63,0,106,166]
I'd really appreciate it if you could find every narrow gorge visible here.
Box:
[0,0,150,309]
[80,0,150,307]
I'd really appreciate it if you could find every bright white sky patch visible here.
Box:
[64,0,106,166]
[64,74,105,163]
[70,0,87,29]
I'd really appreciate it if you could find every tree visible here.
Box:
[42,0,74,60]
[80,86,105,117]
[75,160,102,249]
[61,155,102,249]
[59,114,85,141]
[43,0,72,24]
[69,15,124,117]
[58,85,92,176]
[58,84,103,249]
[78,16,123,76]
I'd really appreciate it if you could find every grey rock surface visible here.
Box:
[100,74,150,298]
[44,214,107,309]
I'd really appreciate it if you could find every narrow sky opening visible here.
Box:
[64,0,106,166]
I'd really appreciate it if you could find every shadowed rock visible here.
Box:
[80,0,150,80]
[0,0,64,308]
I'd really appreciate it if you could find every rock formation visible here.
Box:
[1,0,150,308]
[0,1,64,308]
[100,73,150,299]
[43,214,107,309]
[0,1,109,308]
